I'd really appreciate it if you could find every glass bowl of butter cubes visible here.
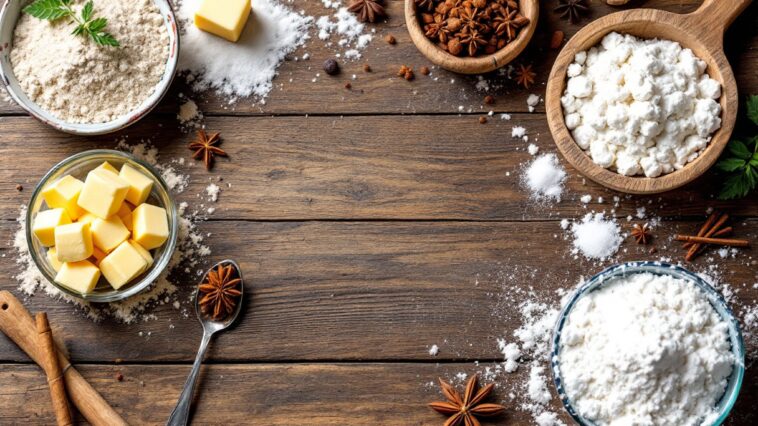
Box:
[26,150,178,302]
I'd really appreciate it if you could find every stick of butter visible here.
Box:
[195,0,251,43]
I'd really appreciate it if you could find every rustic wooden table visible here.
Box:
[1,1,757,424]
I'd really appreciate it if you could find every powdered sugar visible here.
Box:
[570,213,622,260]
[523,154,567,202]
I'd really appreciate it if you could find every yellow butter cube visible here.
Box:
[119,164,153,206]
[128,240,154,273]
[90,247,107,266]
[99,241,148,289]
[132,203,169,250]
[54,260,100,294]
[77,212,99,227]
[32,208,71,246]
[77,169,130,219]
[195,0,251,42]
[41,175,85,220]
[91,215,130,253]
[46,247,63,272]
[54,222,93,262]
[117,203,134,232]
[95,161,119,175]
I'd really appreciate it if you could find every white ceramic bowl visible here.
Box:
[0,0,179,135]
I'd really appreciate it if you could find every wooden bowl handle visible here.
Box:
[687,0,752,44]
[0,291,128,426]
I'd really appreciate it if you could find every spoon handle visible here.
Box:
[166,330,213,426]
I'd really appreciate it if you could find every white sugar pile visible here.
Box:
[316,1,373,60]
[570,213,622,260]
[12,140,210,323]
[177,0,313,100]
[523,154,567,202]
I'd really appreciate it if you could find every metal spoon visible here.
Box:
[167,259,244,426]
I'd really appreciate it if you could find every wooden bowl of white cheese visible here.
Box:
[0,0,179,135]
[546,0,749,194]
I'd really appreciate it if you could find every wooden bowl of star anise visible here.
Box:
[405,0,538,74]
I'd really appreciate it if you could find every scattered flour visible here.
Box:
[523,154,567,202]
[177,97,203,129]
[570,213,622,260]
[428,344,439,356]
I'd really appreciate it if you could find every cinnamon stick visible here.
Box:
[36,313,73,426]
[676,235,749,247]
[686,213,730,260]
[683,225,733,248]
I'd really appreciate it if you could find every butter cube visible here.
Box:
[54,260,100,294]
[95,161,119,175]
[42,175,85,220]
[46,247,63,272]
[77,212,99,227]
[32,208,71,246]
[117,203,134,232]
[77,169,130,219]
[195,0,251,42]
[90,247,107,266]
[99,241,148,289]
[91,215,130,253]
[119,164,153,205]
[54,222,93,262]
[128,240,154,273]
[132,204,169,250]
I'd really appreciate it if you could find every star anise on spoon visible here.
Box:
[198,263,242,321]
[348,0,387,23]
[429,374,506,426]
[189,130,227,170]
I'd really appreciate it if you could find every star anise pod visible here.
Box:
[424,13,446,40]
[348,0,387,23]
[415,0,435,12]
[429,374,506,426]
[189,130,227,170]
[513,63,536,89]
[460,29,487,57]
[631,223,652,244]
[554,0,589,24]
[198,264,242,321]
[493,9,529,41]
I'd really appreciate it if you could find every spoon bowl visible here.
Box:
[167,259,244,426]
[546,0,752,194]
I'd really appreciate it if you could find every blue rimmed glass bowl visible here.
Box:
[551,262,745,426]
[26,150,179,303]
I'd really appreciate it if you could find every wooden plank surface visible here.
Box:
[0,0,754,116]
[2,116,757,222]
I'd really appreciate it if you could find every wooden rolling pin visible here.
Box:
[0,291,127,426]
[36,312,74,426]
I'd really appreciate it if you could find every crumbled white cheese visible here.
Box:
[562,32,722,177]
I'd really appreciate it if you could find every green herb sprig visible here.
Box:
[715,95,758,199]
[23,0,119,47]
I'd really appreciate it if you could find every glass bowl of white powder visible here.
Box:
[551,262,745,426]
[26,150,179,303]
[0,0,179,135]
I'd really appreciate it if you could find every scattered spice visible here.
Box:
[550,30,564,49]
[554,0,590,23]
[398,65,414,81]
[348,0,387,23]
[513,63,536,89]
[420,65,430,75]
[675,235,749,247]
[15,184,23,192]
[630,223,651,244]
[189,130,227,171]
[416,0,530,57]
[479,116,487,124]
[385,34,396,44]
[429,375,506,426]
[323,58,340,76]
[115,372,123,382]
[484,95,495,105]
[344,82,352,89]
[198,263,242,321]
[677,212,744,261]
[363,64,372,72]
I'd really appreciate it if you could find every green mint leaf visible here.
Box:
[81,1,93,21]
[747,95,758,127]
[87,17,107,33]
[715,158,746,172]
[728,139,752,160]
[718,173,751,200]
[23,0,71,21]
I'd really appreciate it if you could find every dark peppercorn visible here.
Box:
[323,58,340,76]
[15,184,23,191]
[345,82,352,89]
[385,34,396,45]
[484,95,495,105]
[363,64,372,72]
[420,66,430,75]
[479,116,487,124]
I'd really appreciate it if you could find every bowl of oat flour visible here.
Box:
[0,0,179,135]
[551,262,745,426]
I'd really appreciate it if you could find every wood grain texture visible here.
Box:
[1,116,757,222]
[0,1,753,116]
[1,219,756,363]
